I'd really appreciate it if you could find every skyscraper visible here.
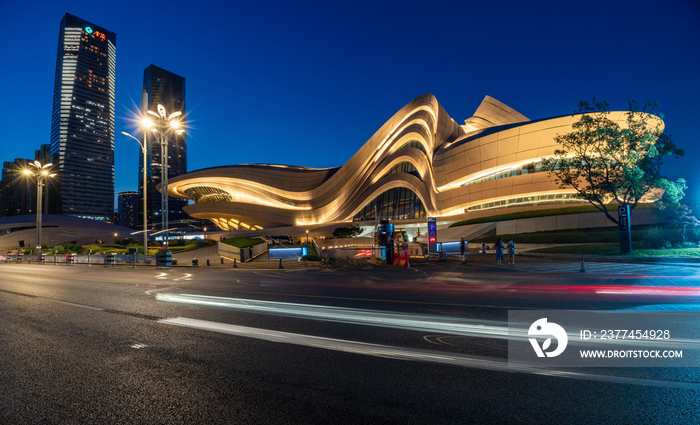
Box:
[50,13,116,221]
[117,191,138,227]
[139,65,188,227]
[0,144,55,217]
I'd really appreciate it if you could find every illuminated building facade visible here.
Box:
[139,65,188,226]
[50,13,116,221]
[164,94,657,230]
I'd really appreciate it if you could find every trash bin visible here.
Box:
[65,253,76,265]
[104,253,116,267]
[156,251,172,269]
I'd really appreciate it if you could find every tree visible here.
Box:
[667,205,700,243]
[542,99,685,226]
[333,224,364,238]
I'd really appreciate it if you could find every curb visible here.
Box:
[519,252,700,265]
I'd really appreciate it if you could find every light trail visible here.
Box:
[156,293,510,338]
[155,294,700,349]
[158,317,700,389]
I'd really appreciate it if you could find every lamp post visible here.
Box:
[121,131,149,263]
[142,104,184,248]
[204,226,207,240]
[24,161,56,253]
[306,229,309,245]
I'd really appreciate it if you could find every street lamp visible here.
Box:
[142,104,184,248]
[306,229,309,245]
[23,161,56,253]
[204,226,207,240]
[121,130,149,263]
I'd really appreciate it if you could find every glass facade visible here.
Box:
[139,65,188,225]
[399,140,427,155]
[459,160,567,188]
[353,187,426,221]
[465,193,584,212]
[381,161,421,180]
[184,187,232,203]
[50,13,116,221]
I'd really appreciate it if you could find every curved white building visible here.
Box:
[165,94,649,230]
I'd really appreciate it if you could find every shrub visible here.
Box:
[642,226,672,249]
[302,254,321,261]
[65,243,81,253]
[333,224,364,238]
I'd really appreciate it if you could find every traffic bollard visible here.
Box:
[233,258,237,268]
[279,258,283,269]
[207,259,210,266]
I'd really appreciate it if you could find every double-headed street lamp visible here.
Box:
[142,104,184,247]
[23,161,56,252]
[120,130,148,262]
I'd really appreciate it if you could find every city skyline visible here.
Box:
[1,1,698,211]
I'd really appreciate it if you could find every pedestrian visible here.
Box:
[495,238,504,266]
[481,241,486,254]
[507,239,516,265]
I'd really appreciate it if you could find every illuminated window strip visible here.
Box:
[217,218,230,231]
[437,154,577,192]
[464,192,584,213]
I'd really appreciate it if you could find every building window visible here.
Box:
[353,187,426,222]
[380,161,421,180]
[464,192,584,213]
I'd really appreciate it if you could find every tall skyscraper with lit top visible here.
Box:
[139,65,188,226]
[50,13,116,221]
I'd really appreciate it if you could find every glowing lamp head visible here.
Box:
[142,118,155,128]
[169,120,180,129]
[41,170,49,176]
[23,169,32,175]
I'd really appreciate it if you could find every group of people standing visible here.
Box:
[491,238,515,266]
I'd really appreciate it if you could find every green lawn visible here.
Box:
[530,242,700,257]
[474,225,654,244]
[450,203,654,227]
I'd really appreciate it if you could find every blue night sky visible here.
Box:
[1,0,699,206]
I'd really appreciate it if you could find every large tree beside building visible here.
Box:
[541,99,686,227]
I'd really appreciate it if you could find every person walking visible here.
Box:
[507,239,516,265]
[495,238,504,266]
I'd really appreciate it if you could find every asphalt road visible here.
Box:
[1,257,699,424]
